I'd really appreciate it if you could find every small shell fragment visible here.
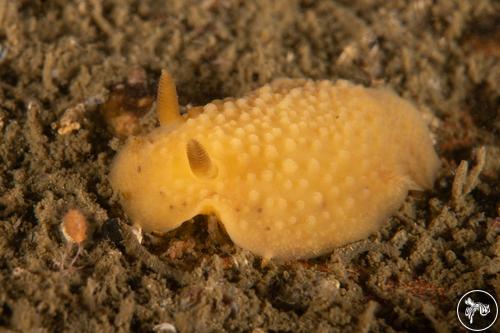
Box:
[61,209,88,244]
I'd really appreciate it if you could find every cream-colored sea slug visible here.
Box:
[109,70,440,260]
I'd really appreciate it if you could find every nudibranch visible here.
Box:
[109,70,440,259]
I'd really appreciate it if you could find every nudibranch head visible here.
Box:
[109,71,440,259]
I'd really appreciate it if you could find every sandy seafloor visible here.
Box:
[0,0,499,332]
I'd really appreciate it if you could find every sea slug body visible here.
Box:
[109,70,440,260]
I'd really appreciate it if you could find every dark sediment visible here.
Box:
[0,1,498,332]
